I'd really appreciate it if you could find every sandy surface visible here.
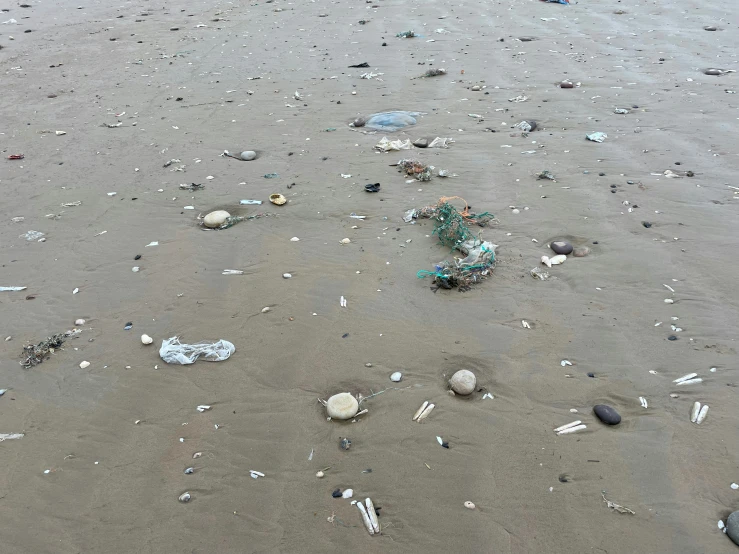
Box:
[1,0,739,552]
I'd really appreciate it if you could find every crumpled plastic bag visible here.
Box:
[363,111,422,132]
[375,137,413,152]
[428,137,454,148]
[586,132,607,143]
[159,336,236,365]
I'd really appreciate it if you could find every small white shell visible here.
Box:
[549,254,567,265]
[390,371,402,382]
[178,492,191,503]
[557,424,586,435]
[673,373,697,383]
[365,498,380,533]
[79,361,90,369]
[356,501,375,535]
[192,452,202,459]
[416,403,435,422]
[340,238,351,245]
[695,404,709,425]
[141,334,153,345]
[261,307,271,313]
[639,397,648,409]
[413,401,429,421]
[436,436,444,446]
[316,471,324,478]
[554,420,582,433]
[664,298,674,304]
[283,273,292,279]
[75,319,86,326]
[541,255,552,268]
[464,501,476,510]
[690,401,701,423]
[290,237,300,242]
[676,378,702,386]
[196,405,211,412]
[342,488,354,499]
[561,360,572,367]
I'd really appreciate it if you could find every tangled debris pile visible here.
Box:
[406,198,498,290]
[396,159,432,181]
[22,333,68,368]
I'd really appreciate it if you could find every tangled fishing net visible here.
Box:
[22,333,68,368]
[407,197,498,291]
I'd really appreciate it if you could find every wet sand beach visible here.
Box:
[1,0,738,552]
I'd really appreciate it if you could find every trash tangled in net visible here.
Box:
[406,197,498,291]
[21,332,68,368]
[203,212,275,230]
[396,159,432,181]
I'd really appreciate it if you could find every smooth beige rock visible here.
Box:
[79,361,90,369]
[326,392,359,420]
[203,210,230,228]
[449,369,476,395]
[75,318,86,326]
[340,238,351,245]
[141,334,153,345]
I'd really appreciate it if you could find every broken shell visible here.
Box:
[356,501,375,535]
[192,452,203,459]
[316,471,325,478]
[79,361,90,369]
[464,501,476,510]
[269,193,287,206]
[75,318,86,326]
[416,403,435,422]
[326,392,359,420]
[690,401,701,423]
[390,371,402,382]
[203,210,230,228]
[557,424,587,435]
[413,401,429,421]
[541,255,552,268]
[339,437,352,450]
[696,404,709,425]
[549,254,567,265]
[261,307,271,313]
[365,498,380,533]
[184,467,195,474]
[342,488,354,499]
[554,420,582,433]
[340,238,351,245]
[449,369,476,395]
[664,298,674,304]
[178,492,191,503]
[141,334,153,345]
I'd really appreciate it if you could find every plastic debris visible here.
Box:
[586,132,608,143]
[240,200,263,205]
[159,337,236,365]
[358,111,423,132]
[396,30,416,38]
[0,286,27,292]
[21,333,68,368]
[20,230,45,241]
[0,433,24,441]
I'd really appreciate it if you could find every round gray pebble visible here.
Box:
[726,511,739,546]
[551,240,573,255]
[240,151,257,161]
[593,404,621,425]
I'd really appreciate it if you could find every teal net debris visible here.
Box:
[408,198,498,291]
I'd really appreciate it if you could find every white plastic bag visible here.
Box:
[159,336,235,365]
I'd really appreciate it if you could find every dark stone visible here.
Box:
[668,335,678,341]
[627,180,634,184]
[560,81,574,88]
[593,404,621,425]
[704,26,718,31]
[642,221,652,228]
[134,254,141,260]
[599,172,606,176]
[331,488,342,498]
[726,511,739,546]
[364,183,380,193]
[587,372,595,378]
[413,138,429,148]
[551,240,573,255]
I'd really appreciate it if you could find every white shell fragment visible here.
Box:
[316,471,324,478]
[340,238,351,245]
[141,334,153,345]
[554,420,582,433]
[413,401,429,421]
[639,397,648,409]
[696,405,709,425]
[356,501,375,535]
[342,488,354,499]
[664,298,674,304]
[690,402,701,423]
[676,378,703,386]
[436,436,444,446]
[561,360,572,367]
[365,498,380,533]
[549,254,567,265]
[390,371,402,382]
[178,492,191,503]
[464,501,476,510]
[250,470,265,479]
[416,403,435,422]
[326,392,359,420]
[673,373,697,384]
[196,405,211,412]
[75,319,86,326]
[557,424,587,435]
[79,361,90,369]
[541,255,552,268]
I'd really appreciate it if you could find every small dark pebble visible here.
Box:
[668,335,678,341]
[587,372,595,378]
[441,441,449,449]
[610,184,617,188]
[124,322,133,330]
[560,81,574,89]
[382,42,387,46]
[332,489,342,498]
[339,437,351,450]
[704,26,717,31]
[176,97,183,101]
[374,507,382,516]
[593,404,621,425]
[342,333,349,339]
[551,240,573,255]
[599,172,605,176]
[627,180,634,184]
[593,241,599,244]
[686,171,694,177]
[24,29,32,33]
[632,105,639,109]
[611,189,616,193]
[134,254,141,260]
[642,221,652,228]
[558,474,571,483]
